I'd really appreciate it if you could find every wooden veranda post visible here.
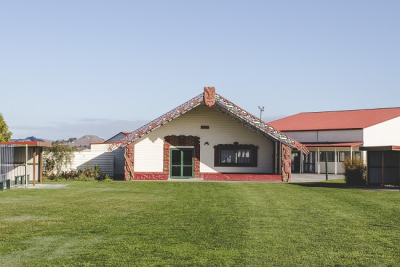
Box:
[25,144,28,187]
[382,152,385,187]
[33,148,36,186]
[325,152,328,181]
[39,148,43,184]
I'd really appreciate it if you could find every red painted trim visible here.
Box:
[201,173,281,181]
[134,172,169,180]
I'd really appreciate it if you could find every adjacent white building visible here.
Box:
[269,107,400,185]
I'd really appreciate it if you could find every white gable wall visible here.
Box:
[134,105,274,174]
[363,116,400,146]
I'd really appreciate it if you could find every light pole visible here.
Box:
[258,106,264,120]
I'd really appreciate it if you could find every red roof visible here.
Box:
[269,107,400,131]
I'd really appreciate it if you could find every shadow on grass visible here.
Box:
[289,181,399,191]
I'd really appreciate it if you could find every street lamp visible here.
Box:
[258,106,264,120]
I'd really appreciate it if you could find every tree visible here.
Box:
[0,113,12,142]
[44,143,76,175]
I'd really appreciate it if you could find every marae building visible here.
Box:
[106,87,308,181]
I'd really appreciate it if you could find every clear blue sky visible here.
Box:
[1,1,399,140]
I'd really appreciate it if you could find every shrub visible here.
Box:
[43,143,76,176]
[43,165,113,182]
[342,157,366,185]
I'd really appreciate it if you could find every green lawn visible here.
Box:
[0,180,399,266]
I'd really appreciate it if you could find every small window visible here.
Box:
[339,151,351,162]
[214,144,258,167]
[319,151,335,162]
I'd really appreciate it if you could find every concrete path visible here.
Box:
[10,184,69,189]
[291,173,345,183]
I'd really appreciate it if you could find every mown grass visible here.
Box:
[0,180,399,266]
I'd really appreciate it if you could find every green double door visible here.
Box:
[170,148,194,178]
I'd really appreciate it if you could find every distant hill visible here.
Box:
[69,135,104,147]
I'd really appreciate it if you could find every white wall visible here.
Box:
[363,116,400,146]
[134,105,274,174]
[69,144,114,175]
[284,130,362,143]
[70,151,114,175]
[90,143,112,152]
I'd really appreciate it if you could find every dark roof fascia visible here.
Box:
[360,146,400,151]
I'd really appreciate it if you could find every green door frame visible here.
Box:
[170,148,194,178]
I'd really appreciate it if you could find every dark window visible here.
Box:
[319,151,335,162]
[214,144,258,167]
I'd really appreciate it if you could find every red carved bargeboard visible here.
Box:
[134,172,169,180]
[164,135,201,178]
[201,173,281,181]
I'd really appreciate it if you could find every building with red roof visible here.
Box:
[269,107,400,185]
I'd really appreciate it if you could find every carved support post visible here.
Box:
[124,142,135,181]
[281,145,292,182]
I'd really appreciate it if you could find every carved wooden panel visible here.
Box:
[204,87,216,108]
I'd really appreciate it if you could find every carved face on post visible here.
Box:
[204,87,216,108]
